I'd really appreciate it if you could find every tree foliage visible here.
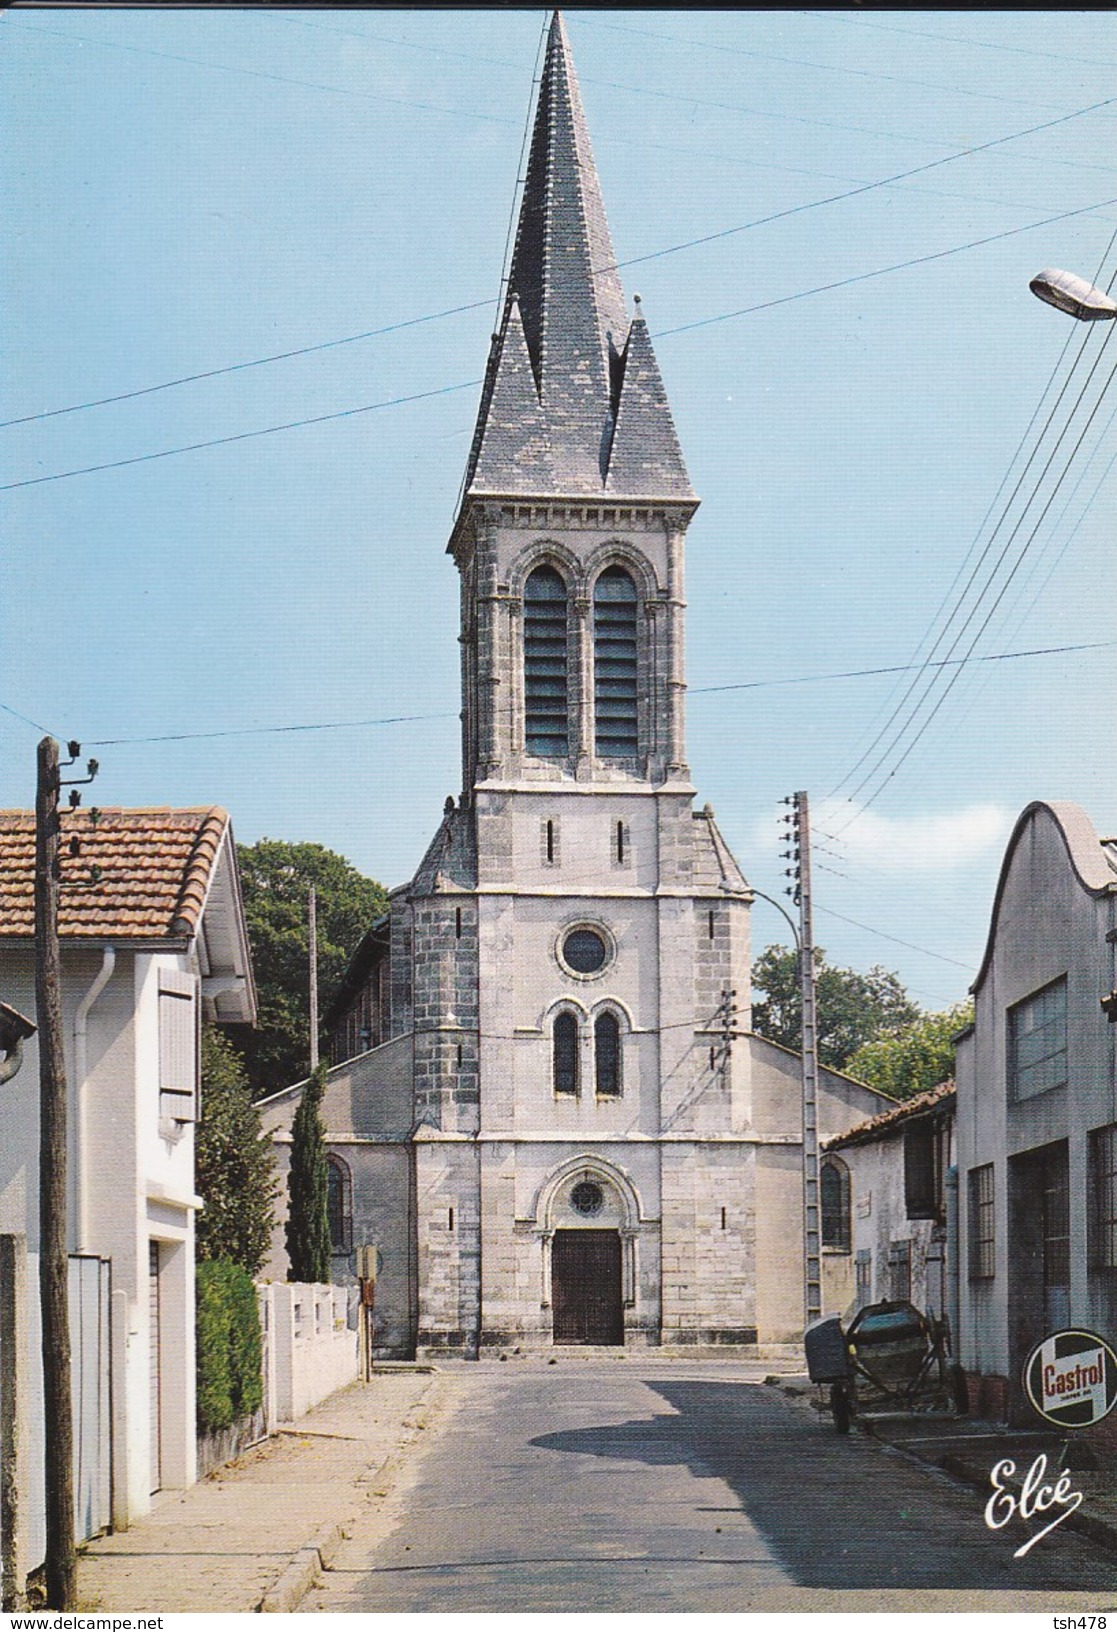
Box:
[286,1063,331,1284]
[234,838,388,1097]
[196,1027,277,1276]
[751,944,921,1072]
[844,1003,973,1101]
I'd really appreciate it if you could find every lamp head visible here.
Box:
[1030,268,1117,322]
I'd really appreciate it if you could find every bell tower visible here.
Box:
[448,10,697,798]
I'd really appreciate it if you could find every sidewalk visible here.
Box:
[770,1373,1117,1556]
[77,1366,440,1615]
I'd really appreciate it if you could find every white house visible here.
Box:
[0,805,255,1591]
[822,1081,956,1322]
[955,800,1117,1441]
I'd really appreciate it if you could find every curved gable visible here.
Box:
[971,801,1117,995]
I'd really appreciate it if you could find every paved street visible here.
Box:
[309,1360,1116,1613]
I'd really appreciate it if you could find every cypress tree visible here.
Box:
[285,1063,331,1283]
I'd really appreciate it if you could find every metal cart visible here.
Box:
[805,1299,968,1433]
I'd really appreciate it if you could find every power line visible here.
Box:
[575,13,1081,114]
[0,379,482,493]
[827,229,1117,802]
[656,195,1117,337]
[1,18,520,128]
[4,635,1095,750]
[801,11,1117,72]
[0,301,494,430]
[836,345,1117,824]
[815,906,973,971]
[8,193,1117,497]
[689,639,1116,698]
[4,94,1114,431]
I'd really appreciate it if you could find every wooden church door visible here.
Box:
[552,1230,623,1345]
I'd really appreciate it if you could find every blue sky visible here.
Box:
[3,8,1115,1014]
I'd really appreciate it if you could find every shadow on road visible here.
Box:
[529,1379,1109,1591]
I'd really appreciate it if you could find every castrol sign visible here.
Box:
[1023,1330,1117,1429]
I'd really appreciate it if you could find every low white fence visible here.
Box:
[258,1282,357,1429]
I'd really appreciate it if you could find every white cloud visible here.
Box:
[813,799,1014,875]
[751,799,1014,876]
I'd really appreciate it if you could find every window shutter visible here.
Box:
[159,972,197,1121]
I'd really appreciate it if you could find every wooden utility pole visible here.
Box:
[308,885,319,1072]
[35,735,74,1610]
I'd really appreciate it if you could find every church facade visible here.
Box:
[260,13,886,1355]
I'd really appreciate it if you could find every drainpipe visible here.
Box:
[945,1164,961,1357]
[74,946,115,1255]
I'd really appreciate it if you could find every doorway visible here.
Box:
[552,1230,623,1345]
[1008,1140,1070,1407]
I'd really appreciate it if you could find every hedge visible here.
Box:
[196,1259,263,1433]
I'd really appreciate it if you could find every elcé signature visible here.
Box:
[984,1453,1084,1558]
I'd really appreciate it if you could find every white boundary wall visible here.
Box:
[258,1283,357,1425]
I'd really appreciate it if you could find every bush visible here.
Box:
[196,1259,263,1434]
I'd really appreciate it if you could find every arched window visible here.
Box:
[593,566,639,757]
[820,1157,851,1252]
[553,1011,579,1097]
[594,1011,622,1098]
[524,565,569,758]
[326,1155,353,1255]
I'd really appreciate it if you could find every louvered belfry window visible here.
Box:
[524,565,569,757]
[594,567,639,757]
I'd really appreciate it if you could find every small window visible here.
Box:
[595,1011,621,1097]
[888,1239,912,1303]
[1008,977,1067,1101]
[1090,1124,1117,1270]
[904,1116,949,1223]
[820,1157,850,1251]
[326,1156,353,1255]
[553,1012,579,1097]
[969,1163,995,1280]
[855,1249,872,1310]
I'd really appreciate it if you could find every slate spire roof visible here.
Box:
[461,12,693,505]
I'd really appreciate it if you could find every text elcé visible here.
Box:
[984,1454,1084,1558]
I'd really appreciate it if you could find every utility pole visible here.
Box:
[781,790,821,1330]
[35,738,99,1610]
[35,736,74,1610]
[308,886,319,1072]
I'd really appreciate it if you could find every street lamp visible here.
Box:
[1030,267,1117,322]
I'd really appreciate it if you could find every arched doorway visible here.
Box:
[549,1175,626,1345]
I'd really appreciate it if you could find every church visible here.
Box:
[259,13,886,1356]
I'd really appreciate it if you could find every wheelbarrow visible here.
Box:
[805,1299,968,1433]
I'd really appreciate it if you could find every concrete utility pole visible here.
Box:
[308,886,319,1072]
[35,736,74,1610]
[781,791,822,1330]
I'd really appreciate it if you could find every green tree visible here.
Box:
[285,1063,331,1283]
[195,1027,277,1277]
[234,839,388,1097]
[751,944,921,1072]
[844,1003,973,1101]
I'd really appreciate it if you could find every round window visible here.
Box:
[571,1180,604,1217]
[562,927,608,974]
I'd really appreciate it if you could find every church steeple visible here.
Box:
[461,11,692,503]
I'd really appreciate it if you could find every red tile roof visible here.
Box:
[823,1079,955,1152]
[0,808,229,940]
